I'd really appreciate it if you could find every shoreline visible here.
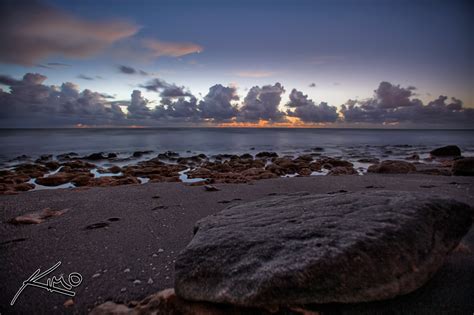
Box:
[1,174,473,314]
[1,144,471,195]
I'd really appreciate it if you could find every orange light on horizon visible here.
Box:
[217,117,330,128]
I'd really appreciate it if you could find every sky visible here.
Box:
[0,0,472,128]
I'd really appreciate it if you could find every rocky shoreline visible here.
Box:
[1,145,473,195]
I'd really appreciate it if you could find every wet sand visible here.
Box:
[0,174,473,314]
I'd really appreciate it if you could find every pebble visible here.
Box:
[123,268,130,273]
[133,279,141,285]
[147,277,154,284]
[92,273,101,278]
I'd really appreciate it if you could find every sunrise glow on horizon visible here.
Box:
[0,0,472,128]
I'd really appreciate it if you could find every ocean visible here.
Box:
[1,128,474,166]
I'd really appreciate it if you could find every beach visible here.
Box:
[1,174,473,314]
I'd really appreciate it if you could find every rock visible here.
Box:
[405,154,420,161]
[90,301,133,315]
[452,157,474,176]
[240,153,253,159]
[35,154,53,163]
[255,151,278,158]
[312,147,324,151]
[107,153,117,159]
[175,191,472,306]
[35,173,77,186]
[318,158,353,169]
[327,166,357,176]
[57,152,78,160]
[132,150,153,158]
[71,174,94,186]
[357,158,380,164]
[84,152,107,160]
[13,182,35,191]
[90,288,279,315]
[44,161,60,170]
[157,151,180,159]
[14,163,49,177]
[430,145,461,157]
[10,208,68,225]
[61,160,95,170]
[367,160,416,174]
[108,165,122,174]
[297,168,312,176]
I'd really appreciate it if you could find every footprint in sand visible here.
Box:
[327,190,348,195]
[217,198,242,204]
[84,222,109,230]
[85,217,121,229]
[420,185,437,188]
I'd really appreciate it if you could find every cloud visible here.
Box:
[2,74,472,127]
[340,81,474,126]
[77,74,94,80]
[47,62,71,67]
[237,83,286,122]
[198,84,239,121]
[37,62,72,69]
[0,1,140,66]
[309,83,316,88]
[0,73,125,127]
[118,65,137,74]
[140,78,193,99]
[127,90,151,119]
[235,71,275,78]
[141,39,202,58]
[286,89,338,123]
[153,97,200,122]
[118,65,149,76]
[374,81,417,108]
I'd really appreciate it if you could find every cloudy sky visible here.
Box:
[0,0,472,128]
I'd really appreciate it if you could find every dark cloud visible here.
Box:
[2,74,472,127]
[153,97,200,122]
[119,65,136,74]
[375,81,417,108]
[0,1,139,65]
[237,83,286,122]
[286,89,338,123]
[198,84,239,121]
[340,82,474,126]
[140,78,193,99]
[77,74,94,81]
[118,65,149,76]
[0,74,20,86]
[47,62,71,67]
[0,73,125,127]
[36,62,72,69]
[127,90,151,119]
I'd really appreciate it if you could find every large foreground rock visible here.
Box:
[175,191,472,307]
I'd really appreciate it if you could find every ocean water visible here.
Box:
[1,128,473,166]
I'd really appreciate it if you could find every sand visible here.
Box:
[0,174,473,314]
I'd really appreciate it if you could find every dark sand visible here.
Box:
[1,174,473,314]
